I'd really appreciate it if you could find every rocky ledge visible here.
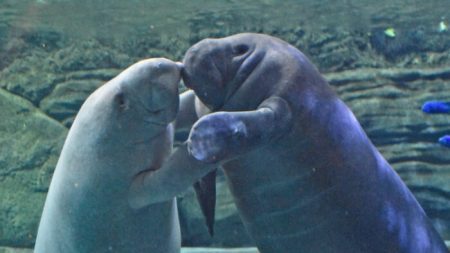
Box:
[0,247,261,253]
[0,23,449,248]
[1,64,449,248]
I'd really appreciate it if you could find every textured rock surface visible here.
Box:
[0,40,129,102]
[0,88,67,247]
[0,19,450,248]
[0,246,261,253]
[1,51,450,249]
[326,67,450,238]
[0,247,33,253]
[0,40,129,127]
[4,245,450,253]
[180,248,259,253]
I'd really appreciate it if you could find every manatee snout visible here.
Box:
[145,58,182,88]
[121,58,182,125]
[182,39,237,110]
[182,39,224,89]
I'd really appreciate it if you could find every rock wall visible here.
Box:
[0,89,66,247]
[0,23,449,248]
[328,67,450,237]
[0,246,262,253]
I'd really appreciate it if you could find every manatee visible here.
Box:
[34,58,182,253]
[130,34,449,252]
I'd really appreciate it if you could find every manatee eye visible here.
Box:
[232,44,249,56]
[115,92,128,110]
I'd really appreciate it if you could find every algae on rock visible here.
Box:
[0,88,67,247]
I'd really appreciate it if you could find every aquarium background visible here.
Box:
[0,0,449,251]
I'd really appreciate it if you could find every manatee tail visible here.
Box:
[194,169,217,236]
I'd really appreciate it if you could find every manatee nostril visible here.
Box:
[232,44,249,56]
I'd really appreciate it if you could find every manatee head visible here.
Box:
[113,58,181,126]
[78,58,181,146]
[182,33,272,110]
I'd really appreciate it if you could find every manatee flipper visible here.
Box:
[188,96,292,163]
[175,90,218,235]
[129,142,217,208]
[193,168,217,236]
[128,90,220,210]
[174,90,201,143]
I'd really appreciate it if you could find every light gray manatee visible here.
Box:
[129,34,449,253]
[34,58,182,253]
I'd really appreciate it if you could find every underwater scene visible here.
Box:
[1,0,450,252]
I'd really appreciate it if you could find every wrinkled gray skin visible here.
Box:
[132,34,449,253]
[34,58,181,253]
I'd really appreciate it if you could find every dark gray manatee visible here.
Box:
[34,58,182,253]
[131,33,449,253]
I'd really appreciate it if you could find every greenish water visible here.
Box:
[4,0,450,41]
[1,0,450,251]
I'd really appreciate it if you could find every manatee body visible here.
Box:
[178,33,449,252]
[34,58,181,253]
